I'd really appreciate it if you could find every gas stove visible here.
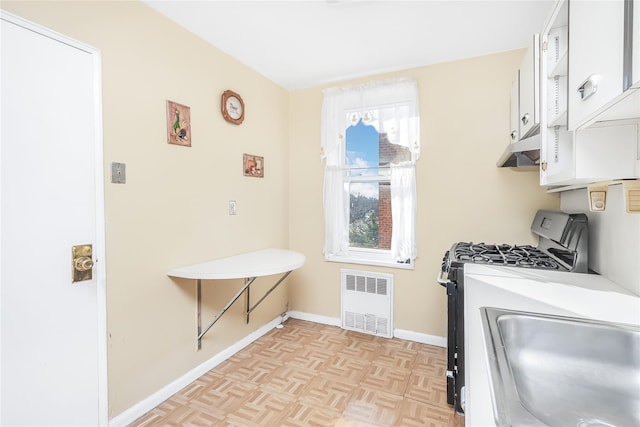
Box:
[437,210,589,415]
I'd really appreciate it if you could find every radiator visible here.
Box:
[340,269,393,338]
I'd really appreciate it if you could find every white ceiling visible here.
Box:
[143,0,554,90]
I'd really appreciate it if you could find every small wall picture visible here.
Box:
[166,100,191,147]
[243,153,264,178]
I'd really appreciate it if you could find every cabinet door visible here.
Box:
[540,127,577,185]
[518,34,540,138]
[568,0,626,130]
[633,0,640,88]
[510,76,519,142]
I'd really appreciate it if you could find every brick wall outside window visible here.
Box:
[378,133,411,251]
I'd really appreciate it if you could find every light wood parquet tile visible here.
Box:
[287,346,335,372]
[185,374,257,416]
[224,388,295,427]
[397,399,463,427]
[336,340,381,362]
[412,352,448,377]
[359,364,411,395]
[404,371,449,407]
[250,340,302,364]
[342,386,404,426]
[260,365,317,397]
[371,346,417,370]
[214,354,281,384]
[129,319,464,427]
[279,401,343,427]
[299,374,356,412]
[322,354,370,384]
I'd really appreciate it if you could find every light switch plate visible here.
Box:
[111,162,126,184]
[229,200,237,215]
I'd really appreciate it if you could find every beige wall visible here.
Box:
[2,0,561,420]
[288,50,560,337]
[2,0,291,418]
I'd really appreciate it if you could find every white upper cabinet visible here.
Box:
[539,0,640,186]
[568,0,640,130]
[519,34,540,138]
[634,0,640,87]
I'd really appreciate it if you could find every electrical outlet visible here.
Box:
[229,200,237,215]
[587,184,608,212]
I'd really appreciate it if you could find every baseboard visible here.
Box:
[109,314,285,427]
[286,310,341,327]
[287,310,446,347]
[394,328,446,348]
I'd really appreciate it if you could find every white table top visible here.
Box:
[167,248,305,280]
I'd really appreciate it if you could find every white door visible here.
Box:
[0,12,107,426]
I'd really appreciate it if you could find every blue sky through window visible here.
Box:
[346,119,379,198]
[346,119,378,173]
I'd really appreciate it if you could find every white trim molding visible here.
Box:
[288,310,446,347]
[394,328,447,348]
[287,310,341,327]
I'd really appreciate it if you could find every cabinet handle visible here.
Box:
[577,74,599,101]
[541,161,547,172]
[521,113,529,126]
[510,130,517,141]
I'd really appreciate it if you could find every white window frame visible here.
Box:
[321,78,420,270]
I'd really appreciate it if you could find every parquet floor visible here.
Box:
[129,319,465,427]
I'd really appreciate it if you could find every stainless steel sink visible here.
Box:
[481,307,640,427]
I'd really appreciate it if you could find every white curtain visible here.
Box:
[321,78,420,163]
[323,166,349,256]
[391,163,417,262]
[321,78,420,261]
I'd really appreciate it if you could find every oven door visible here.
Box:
[437,267,457,407]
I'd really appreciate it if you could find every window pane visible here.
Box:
[346,118,378,176]
[349,181,391,250]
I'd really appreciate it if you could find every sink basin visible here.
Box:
[481,307,640,427]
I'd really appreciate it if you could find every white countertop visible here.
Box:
[463,264,640,427]
[167,248,305,280]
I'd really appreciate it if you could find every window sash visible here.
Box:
[322,78,419,264]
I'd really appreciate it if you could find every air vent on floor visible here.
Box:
[341,269,393,338]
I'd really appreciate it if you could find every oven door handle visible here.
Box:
[437,269,450,286]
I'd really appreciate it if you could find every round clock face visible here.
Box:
[226,96,243,119]
[222,90,244,124]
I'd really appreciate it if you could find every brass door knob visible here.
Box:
[74,256,94,272]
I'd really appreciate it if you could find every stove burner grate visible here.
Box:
[453,242,562,270]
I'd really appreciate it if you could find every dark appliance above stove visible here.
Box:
[437,210,589,415]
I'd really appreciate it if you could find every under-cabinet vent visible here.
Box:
[624,185,640,214]
[341,269,393,338]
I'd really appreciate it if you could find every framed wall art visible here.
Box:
[243,153,264,178]
[166,100,191,147]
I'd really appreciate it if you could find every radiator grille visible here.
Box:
[341,269,393,338]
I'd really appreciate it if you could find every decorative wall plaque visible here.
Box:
[166,100,191,147]
[243,153,264,178]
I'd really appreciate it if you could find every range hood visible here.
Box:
[496,133,540,167]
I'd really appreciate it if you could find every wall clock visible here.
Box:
[221,90,244,125]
